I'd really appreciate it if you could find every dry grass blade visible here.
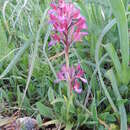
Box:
[19,8,49,108]
[49,51,65,61]
[0,116,17,127]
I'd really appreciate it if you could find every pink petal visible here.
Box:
[73,32,81,42]
[76,70,84,77]
[57,72,65,81]
[53,23,59,30]
[76,64,84,77]
[52,34,60,41]
[73,80,82,93]
[48,9,54,15]
[81,32,88,36]
[69,66,75,78]
[76,17,86,29]
[61,64,67,72]
[58,0,65,7]
[80,77,87,83]
[76,64,81,70]
[73,9,80,19]
[57,27,65,32]
[81,23,88,30]
[75,87,82,93]
[48,41,57,47]
[50,14,57,22]
[59,0,64,4]
[58,16,65,21]
[50,3,57,10]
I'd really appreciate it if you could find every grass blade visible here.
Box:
[0,20,10,59]
[106,69,127,130]
[20,8,49,108]
[43,25,57,79]
[104,43,122,80]
[122,0,128,9]
[0,38,33,79]
[108,0,129,69]
[95,19,118,113]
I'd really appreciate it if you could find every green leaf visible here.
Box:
[106,69,127,130]
[36,102,53,118]
[17,86,30,108]
[104,43,122,79]
[0,20,10,59]
[119,85,128,95]
[98,125,105,130]
[51,98,65,104]
[0,37,33,79]
[108,0,129,69]
[122,0,128,9]
[65,123,73,130]
[100,112,116,123]
[48,87,54,102]
[77,112,89,125]
[91,98,98,122]
[95,18,118,113]
[36,114,42,126]
[117,99,128,107]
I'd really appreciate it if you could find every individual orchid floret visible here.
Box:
[55,64,87,93]
[73,80,82,94]
[48,0,88,47]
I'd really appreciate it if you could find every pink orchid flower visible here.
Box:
[48,0,88,47]
[49,0,88,94]
[55,64,87,93]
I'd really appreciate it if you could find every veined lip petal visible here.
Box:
[80,77,87,83]
[75,87,82,93]
[81,32,88,36]
[48,41,57,47]
[57,27,65,32]
[48,9,55,15]
[81,23,88,30]
[57,72,65,81]
[61,64,67,72]
[52,34,60,41]
[73,9,80,19]
[73,80,82,93]
[76,70,84,77]
[73,32,81,42]
[58,16,66,21]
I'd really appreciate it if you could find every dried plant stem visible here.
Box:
[98,118,111,130]
[49,51,65,61]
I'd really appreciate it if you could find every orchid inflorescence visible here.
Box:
[55,64,87,93]
[49,0,88,94]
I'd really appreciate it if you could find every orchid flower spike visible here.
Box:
[48,0,88,47]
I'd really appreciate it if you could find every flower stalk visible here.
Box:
[65,46,71,95]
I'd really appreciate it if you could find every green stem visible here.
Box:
[65,47,72,97]
[65,47,69,70]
